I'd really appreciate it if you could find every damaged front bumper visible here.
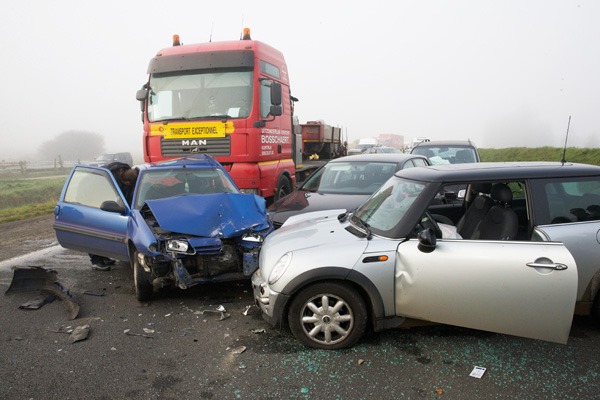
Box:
[251,269,289,326]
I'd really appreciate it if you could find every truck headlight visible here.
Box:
[239,188,258,195]
[268,252,292,284]
[166,239,192,254]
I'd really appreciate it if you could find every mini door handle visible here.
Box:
[526,262,568,270]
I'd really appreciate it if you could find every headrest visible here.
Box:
[491,183,512,204]
[471,183,492,194]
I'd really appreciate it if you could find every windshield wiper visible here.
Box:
[350,214,372,240]
[156,117,194,124]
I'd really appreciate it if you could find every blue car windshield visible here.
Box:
[134,168,239,208]
[353,176,426,233]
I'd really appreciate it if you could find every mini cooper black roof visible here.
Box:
[395,161,600,183]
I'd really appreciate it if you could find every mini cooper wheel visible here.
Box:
[132,251,153,302]
[288,282,367,349]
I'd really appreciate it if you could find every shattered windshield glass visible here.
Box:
[352,176,426,234]
[148,69,253,122]
[135,168,239,208]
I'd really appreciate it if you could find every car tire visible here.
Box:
[132,251,153,302]
[288,282,367,349]
[274,175,292,202]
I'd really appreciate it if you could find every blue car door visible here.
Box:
[54,165,131,262]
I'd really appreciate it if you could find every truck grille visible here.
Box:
[161,136,231,157]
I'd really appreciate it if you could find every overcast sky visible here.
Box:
[2,0,599,161]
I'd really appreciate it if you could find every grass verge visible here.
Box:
[0,202,57,224]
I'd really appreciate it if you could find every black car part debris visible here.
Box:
[5,266,79,320]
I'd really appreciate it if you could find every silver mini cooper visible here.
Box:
[253,162,600,349]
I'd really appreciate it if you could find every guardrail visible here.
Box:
[0,160,88,174]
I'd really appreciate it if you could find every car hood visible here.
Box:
[260,209,368,283]
[145,193,270,238]
[268,190,370,225]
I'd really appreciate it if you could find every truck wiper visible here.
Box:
[189,115,232,122]
[157,117,194,124]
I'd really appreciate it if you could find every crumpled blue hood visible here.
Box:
[145,193,270,238]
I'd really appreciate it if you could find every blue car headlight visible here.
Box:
[166,239,194,254]
[242,233,264,243]
[268,252,292,284]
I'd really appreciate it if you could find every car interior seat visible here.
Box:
[421,149,435,158]
[455,149,473,163]
[455,183,494,239]
[472,183,518,240]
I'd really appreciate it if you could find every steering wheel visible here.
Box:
[420,211,443,238]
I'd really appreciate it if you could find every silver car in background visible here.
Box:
[252,162,600,349]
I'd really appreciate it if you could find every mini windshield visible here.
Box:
[412,146,478,165]
[352,176,426,234]
[135,168,239,208]
[148,69,253,122]
[302,161,398,195]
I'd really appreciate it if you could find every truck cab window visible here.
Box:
[260,80,273,119]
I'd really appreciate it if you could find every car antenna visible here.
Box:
[561,115,572,165]
[209,22,214,42]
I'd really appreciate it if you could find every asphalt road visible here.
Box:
[1,217,600,399]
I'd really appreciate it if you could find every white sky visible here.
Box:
[1,0,599,161]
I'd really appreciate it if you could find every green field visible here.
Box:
[0,175,67,223]
[1,147,599,224]
[479,147,600,165]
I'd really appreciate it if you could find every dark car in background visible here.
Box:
[90,152,134,167]
[411,140,480,203]
[267,154,430,228]
[363,147,403,154]
[54,155,272,301]
[411,140,480,165]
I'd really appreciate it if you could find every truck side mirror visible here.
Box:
[136,88,148,101]
[270,81,282,106]
[270,105,283,117]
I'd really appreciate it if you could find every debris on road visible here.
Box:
[242,305,252,315]
[19,294,55,310]
[68,324,90,344]
[5,266,79,319]
[124,329,154,338]
[196,305,230,321]
[83,291,104,296]
[469,366,486,378]
[231,346,246,355]
[250,328,265,334]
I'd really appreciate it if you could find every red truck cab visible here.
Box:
[136,29,295,202]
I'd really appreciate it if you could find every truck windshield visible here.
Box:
[148,69,253,122]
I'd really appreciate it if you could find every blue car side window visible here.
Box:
[64,167,124,209]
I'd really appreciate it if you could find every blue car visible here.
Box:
[54,155,273,301]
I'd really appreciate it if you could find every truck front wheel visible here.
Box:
[274,175,292,202]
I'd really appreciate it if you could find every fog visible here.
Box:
[2,0,599,161]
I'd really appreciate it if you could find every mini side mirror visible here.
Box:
[417,228,437,253]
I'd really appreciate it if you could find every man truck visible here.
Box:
[136,28,342,203]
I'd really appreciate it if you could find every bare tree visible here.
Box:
[38,131,105,161]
